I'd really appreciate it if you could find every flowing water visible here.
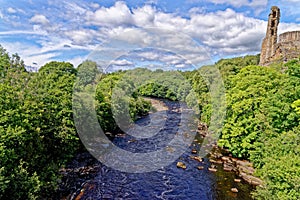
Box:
[75,100,254,200]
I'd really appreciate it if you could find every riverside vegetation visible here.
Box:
[0,45,299,199]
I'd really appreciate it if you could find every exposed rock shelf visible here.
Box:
[209,147,263,187]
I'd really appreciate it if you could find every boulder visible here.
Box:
[234,179,241,183]
[237,165,255,175]
[239,173,263,186]
[208,167,217,172]
[210,159,222,164]
[191,156,202,162]
[165,146,175,153]
[221,156,230,162]
[231,188,238,193]
[223,167,233,172]
[191,149,197,154]
[177,162,187,169]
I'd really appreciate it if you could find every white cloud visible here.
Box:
[30,14,49,25]
[0,32,92,67]
[188,0,268,15]
[64,29,96,45]
[136,51,160,60]
[277,1,300,18]
[146,0,158,5]
[6,7,25,15]
[67,55,87,68]
[189,7,206,15]
[1,41,58,67]
[249,0,268,7]
[0,30,45,35]
[278,22,300,34]
[90,3,100,9]
[85,1,133,26]
[207,0,250,7]
[102,27,152,46]
[82,3,272,57]
[64,2,87,15]
[186,8,267,54]
[7,7,17,14]
[133,5,156,27]
[195,0,268,9]
[174,63,187,68]
[110,59,133,66]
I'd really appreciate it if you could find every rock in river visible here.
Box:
[177,162,187,169]
[191,149,197,154]
[190,156,202,162]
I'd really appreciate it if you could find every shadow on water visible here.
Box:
[70,99,254,200]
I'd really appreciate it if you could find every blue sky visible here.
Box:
[0,0,300,70]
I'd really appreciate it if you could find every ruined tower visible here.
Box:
[259,6,280,65]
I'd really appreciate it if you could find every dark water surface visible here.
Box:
[77,100,254,200]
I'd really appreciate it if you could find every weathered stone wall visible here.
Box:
[279,31,300,43]
[260,7,300,65]
[259,6,280,65]
[269,31,300,63]
[274,40,300,61]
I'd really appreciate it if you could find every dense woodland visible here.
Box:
[0,45,299,199]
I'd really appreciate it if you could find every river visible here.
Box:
[65,99,254,200]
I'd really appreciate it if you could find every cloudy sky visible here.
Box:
[0,0,300,70]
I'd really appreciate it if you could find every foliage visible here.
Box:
[252,126,300,200]
[76,60,100,86]
[218,66,282,157]
[292,99,300,114]
[0,52,80,199]
[137,69,192,101]
[183,68,210,117]
[214,57,300,199]
[285,58,300,78]
[95,71,151,132]
[215,54,260,87]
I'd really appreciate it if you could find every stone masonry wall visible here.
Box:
[279,31,300,43]
[259,6,280,65]
[260,7,300,65]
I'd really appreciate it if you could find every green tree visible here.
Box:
[219,65,283,158]
[0,59,80,199]
[253,126,300,200]
[76,60,100,86]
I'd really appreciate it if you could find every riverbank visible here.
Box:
[54,152,100,200]
[209,147,263,187]
[196,119,263,188]
[196,122,263,188]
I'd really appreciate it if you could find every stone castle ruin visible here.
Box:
[260,6,300,65]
